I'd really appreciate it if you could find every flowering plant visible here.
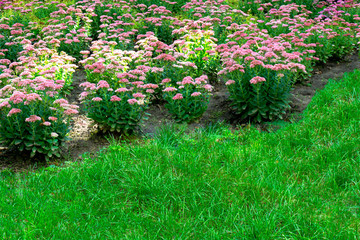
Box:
[95,11,137,51]
[133,0,186,14]
[135,5,176,45]
[5,41,78,97]
[172,30,220,82]
[40,5,92,61]
[0,59,11,88]
[80,40,140,84]
[81,0,135,41]
[80,79,154,133]
[162,75,212,123]
[218,27,307,122]
[325,20,358,60]
[142,60,198,101]
[0,87,78,160]
[33,2,59,20]
[0,14,37,62]
[0,40,78,160]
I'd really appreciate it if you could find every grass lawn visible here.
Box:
[1,70,360,239]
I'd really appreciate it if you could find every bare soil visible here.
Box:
[1,53,359,171]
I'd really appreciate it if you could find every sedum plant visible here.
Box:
[0,85,78,159]
[218,25,307,122]
[80,78,155,134]
[172,29,221,81]
[0,14,37,62]
[80,40,141,84]
[162,75,212,123]
[0,42,78,160]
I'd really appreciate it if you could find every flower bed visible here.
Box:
[0,0,359,159]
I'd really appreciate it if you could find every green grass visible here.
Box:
[1,70,360,239]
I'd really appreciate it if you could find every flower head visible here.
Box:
[92,97,103,102]
[163,87,177,92]
[51,132,59,138]
[49,116,58,121]
[172,93,183,100]
[133,93,146,98]
[127,98,138,105]
[25,115,41,122]
[225,80,235,85]
[7,108,21,117]
[250,76,266,84]
[191,92,201,97]
[110,96,121,102]
[43,121,51,126]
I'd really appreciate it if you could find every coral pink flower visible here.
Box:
[64,109,78,115]
[26,93,42,102]
[154,53,176,61]
[225,80,235,85]
[115,88,128,92]
[97,80,110,89]
[181,77,195,85]
[250,76,266,84]
[133,93,145,98]
[161,78,171,84]
[172,93,183,100]
[25,115,41,122]
[7,108,21,117]
[49,116,58,121]
[110,96,121,102]
[43,121,51,126]
[9,91,26,104]
[0,101,10,108]
[54,99,68,105]
[163,87,177,92]
[203,84,213,91]
[92,97,102,102]
[191,92,202,97]
[79,92,89,100]
[127,98,138,105]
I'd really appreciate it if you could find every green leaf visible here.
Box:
[248,108,258,116]
[30,147,37,158]
[25,142,34,147]
[54,152,60,158]
[14,139,22,145]
[51,145,59,151]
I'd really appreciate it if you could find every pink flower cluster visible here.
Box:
[25,115,41,122]
[162,75,212,103]
[250,76,266,84]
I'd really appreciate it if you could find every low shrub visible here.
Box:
[0,42,78,159]
[80,40,140,84]
[41,5,92,61]
[162,75,212,123]
[218,25,307,122]
[33,2,59,20]
[0,14,37,62]
[0,86,78,159]
[7,41,78,97]
[80,79,153,133]
[172,29,221,81]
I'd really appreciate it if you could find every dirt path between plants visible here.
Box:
[1,53,359,171]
